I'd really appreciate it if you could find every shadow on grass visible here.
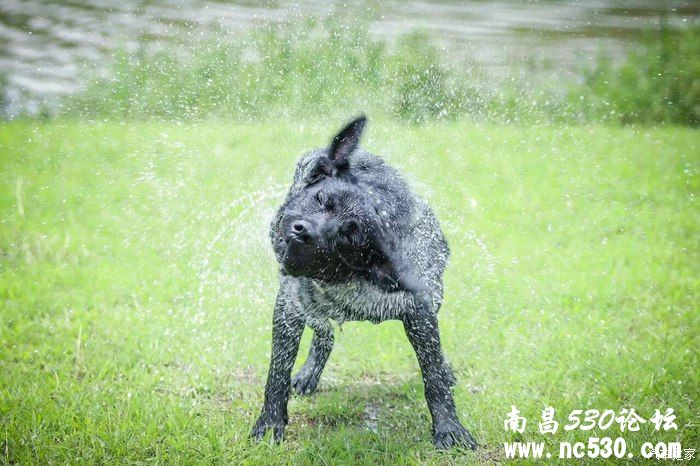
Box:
[276,373,499,463]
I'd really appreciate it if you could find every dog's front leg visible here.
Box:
[403,294,477,450]
[250,293,304,442]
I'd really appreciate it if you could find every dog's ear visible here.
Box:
[366,248,426,295]
[328,115,366,171]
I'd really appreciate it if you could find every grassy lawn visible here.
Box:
[0,120,697,464]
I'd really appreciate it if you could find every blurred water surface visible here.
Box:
[0,0,698,115]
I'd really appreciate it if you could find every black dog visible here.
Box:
[250,116,476,450]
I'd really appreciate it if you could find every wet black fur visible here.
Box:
[250,116,477,450]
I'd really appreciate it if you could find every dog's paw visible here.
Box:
[433,423,477,450]
[292,371,319,396]
[250,415,286,443]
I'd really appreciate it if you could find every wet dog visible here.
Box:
[250,116,476,449]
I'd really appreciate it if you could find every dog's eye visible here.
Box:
[316,191,333,211]
[340,220,358,245]
[315,191,325,206]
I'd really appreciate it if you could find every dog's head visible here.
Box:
[273,116,423,293]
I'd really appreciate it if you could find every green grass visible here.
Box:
[0,119,698,464]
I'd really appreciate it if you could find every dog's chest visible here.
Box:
[300,280,410,324]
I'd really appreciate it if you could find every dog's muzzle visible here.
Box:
[285,219,316,245]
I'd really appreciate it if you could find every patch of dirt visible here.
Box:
[363,403,380,433]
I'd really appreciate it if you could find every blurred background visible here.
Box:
[1,0,698,124]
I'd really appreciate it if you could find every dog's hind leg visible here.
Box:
[292,323,334,395]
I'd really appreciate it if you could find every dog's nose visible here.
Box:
[288,220,315,244]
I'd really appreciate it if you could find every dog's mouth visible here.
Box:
[281,237,318,277]
[281,238,356,282]
[276,224,376,282]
